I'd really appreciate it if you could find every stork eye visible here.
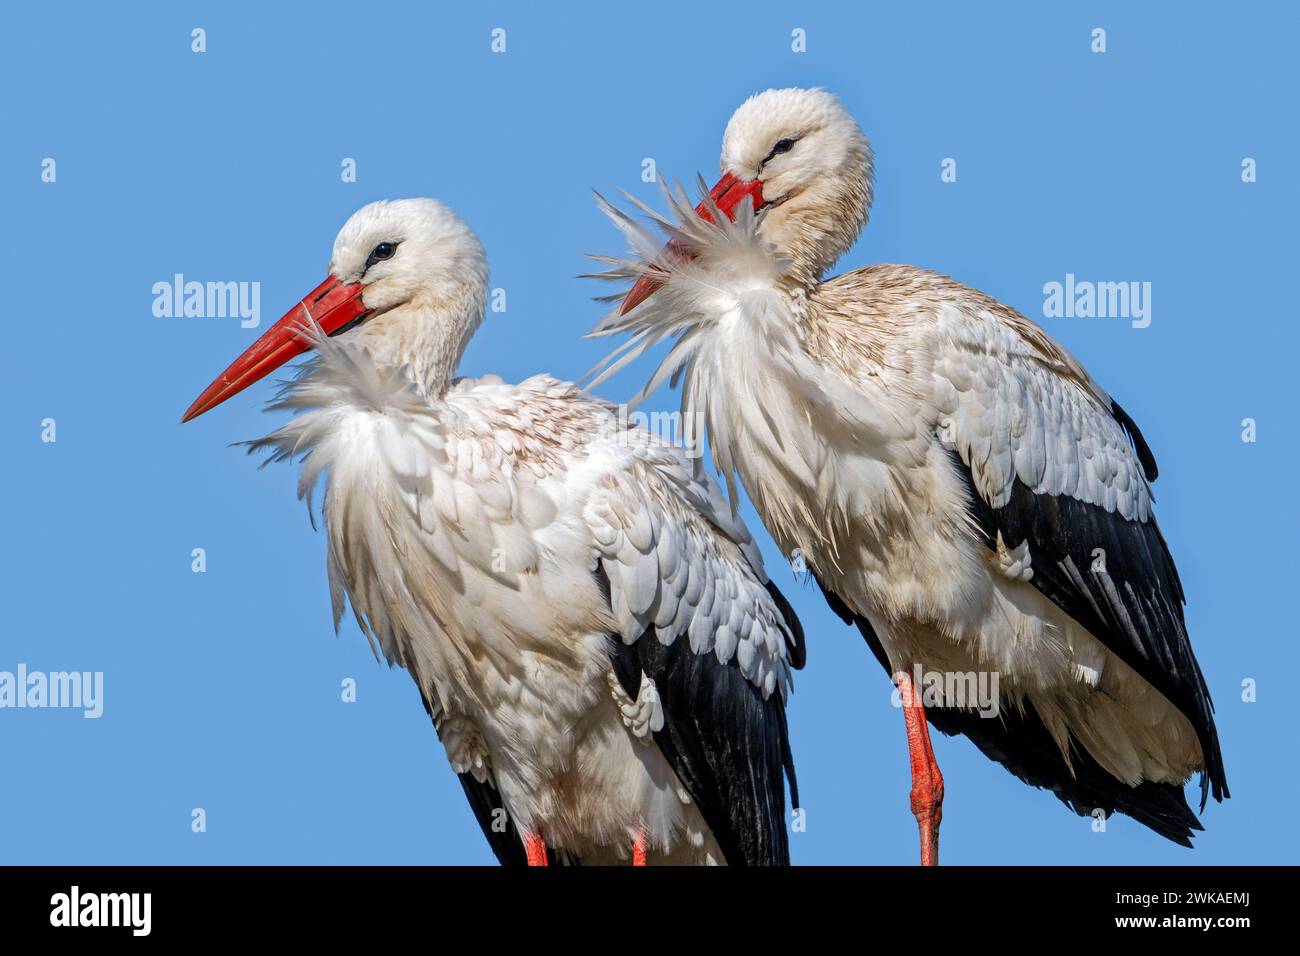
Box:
[760,137,798,168]
[366,243,400,273]
[365,241,398,269]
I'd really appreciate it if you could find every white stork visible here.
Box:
[589,88,1228,864]
[182,198,804,865]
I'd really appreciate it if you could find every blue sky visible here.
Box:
[2,1,1294,864]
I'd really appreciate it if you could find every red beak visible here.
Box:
[618,172,766,315]
[181,275,368,423]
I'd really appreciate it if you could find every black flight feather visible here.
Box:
[606,572,802,865]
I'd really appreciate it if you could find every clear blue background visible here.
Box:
[2,0,1293,865]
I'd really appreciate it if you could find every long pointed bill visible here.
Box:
[181,275,368,423]
[618,171,766,315]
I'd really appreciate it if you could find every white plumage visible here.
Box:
[189,198,802,865]
[590,87,1225,861]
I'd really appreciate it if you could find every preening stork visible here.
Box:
[182,198,804,865]
[589,88,1228,864]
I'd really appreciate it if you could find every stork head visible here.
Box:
[183,198,488,422]
[620,87,873,312]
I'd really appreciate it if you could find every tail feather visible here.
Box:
[813,573,1206,846]
[926,701,1203,847]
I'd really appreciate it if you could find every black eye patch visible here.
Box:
[364,241,398,271]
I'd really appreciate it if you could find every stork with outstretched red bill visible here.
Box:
[184,198,804,865]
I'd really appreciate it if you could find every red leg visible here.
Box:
[632,827,648,866]
[897,670,944,866]
[524,832,549,867]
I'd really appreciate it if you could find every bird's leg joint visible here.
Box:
[898,669,945,865]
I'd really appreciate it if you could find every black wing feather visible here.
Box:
[454,772,546,866]
[765,579,807,669]
[1112,399,1159,481]
[422,699,561,866]
[949,449,1227,809]
[813,573,1207,844]
[606,570,803,866]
